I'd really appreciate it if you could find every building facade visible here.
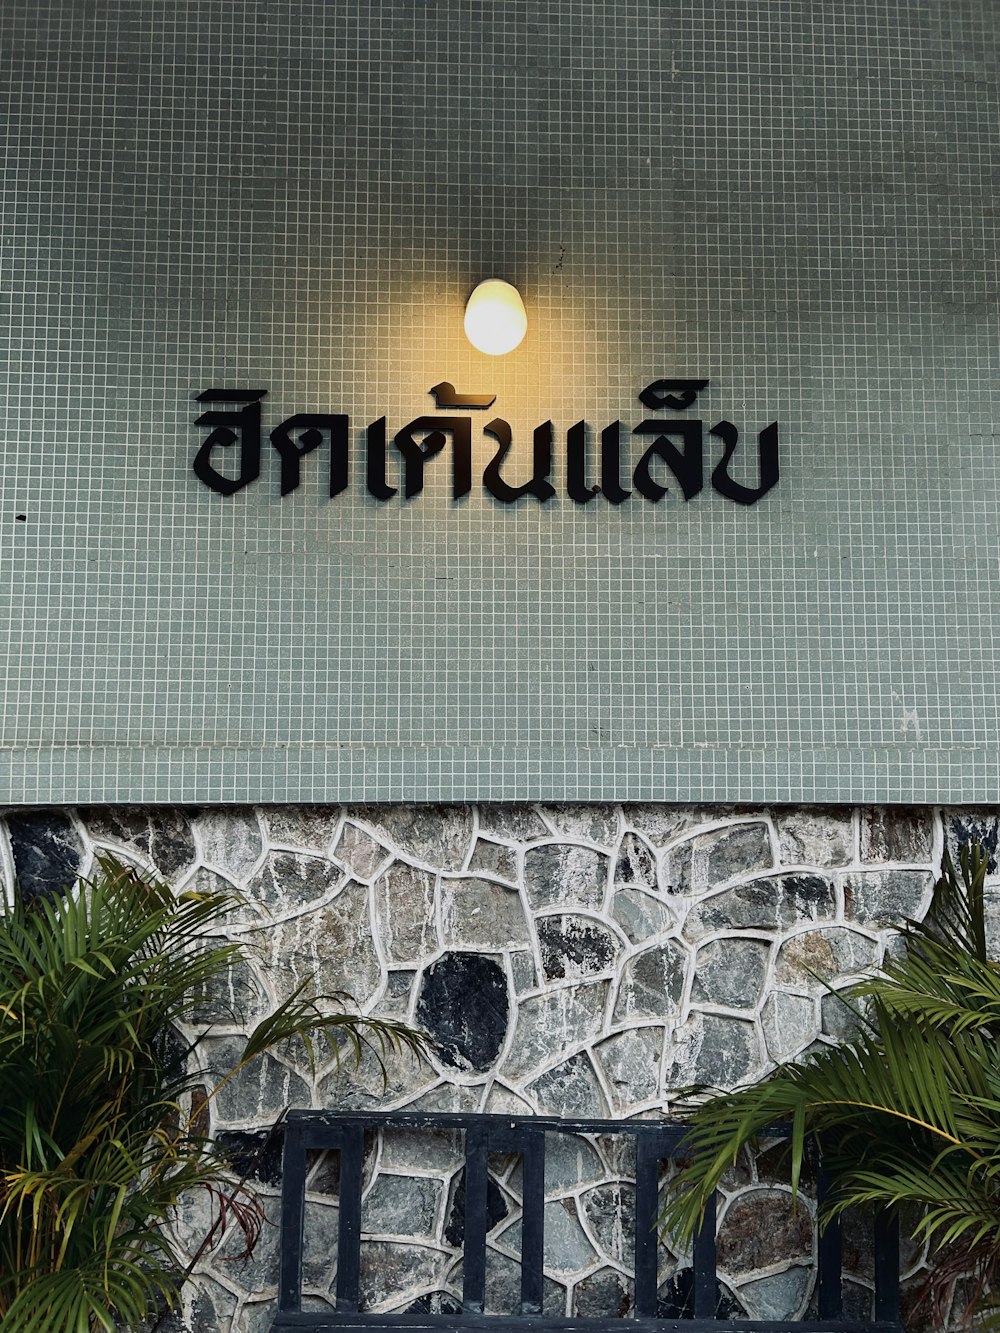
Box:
[2,0,999,1327]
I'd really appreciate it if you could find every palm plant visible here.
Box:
[0,855,424,1332]
[661,842,1000,1326]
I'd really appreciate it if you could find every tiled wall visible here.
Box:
[2,0,1000,802]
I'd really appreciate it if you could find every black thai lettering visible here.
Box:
[192,389,266,496]
[192,381,781,509]
[600,421,631,505]
[269,413,348,497]
[483,419,556,504]
[567,421,599,504]
[710,420,779,505]
[394,416,472,499]
[639,379,709,411]
[366,418,397,500]
[429,382,496,408]
[632,420,703,502]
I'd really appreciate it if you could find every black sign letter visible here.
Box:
[632,419,704,502]
[270,413,349,497]
[483,420,556,504]
[193,389,266,496]
[394,416,473,500]
[710,420,779,505]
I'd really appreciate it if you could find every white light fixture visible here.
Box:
[463,279,527,355]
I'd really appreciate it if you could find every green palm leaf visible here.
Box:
[661,842,1000,1323]
[0,855,429,1331]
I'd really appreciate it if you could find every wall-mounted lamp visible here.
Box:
[463,279,527,355]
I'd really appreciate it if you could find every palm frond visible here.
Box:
[0,853,429,1330]
[661,841,1000,1325]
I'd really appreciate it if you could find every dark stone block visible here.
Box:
[8,811,83,902]
[308,1129,378,1195]
[402,1292,462,1315]
[217,1127,285,1186]
[841,1206,875,1282]
[841,1279,875,1321]
[416,953,509,1071]
[686,874,836,936]
[469,838,518,881]
[615,832,656,886]
[527,1051,606,1116]
[700,822,773,886]
[308,1148,342,1195]
[81,805,196,878]
[146,1271,236,1333]
[365,1173,442,1237]
[523,844,609,910]
[691,938,770,1009]
[739,1266,812,1319]
[946,815,999,872]
[658,1270,743,1318]
[510,949,536,992]
[573,1266,633,1317]
[821,989,864,1041]
[783,873,836,914]
[581,1183,635,1261]
[661,845,692,894]
[352,805,474,872]
[160,1025,190,1087]
[444,1167,508,1246]
[716,1191,812,1275]
[481,1249,566,1316]
[843,869,930,926]
[248,850,344,912]
[208,1041,310,1124]
[537,914,617,980]
[683,1013,759,1087]
[359,1240,451,1310]
[477,804,548,843]
[900,1277,939,1333]
[860,807,934,863]
[614,940,687,1021]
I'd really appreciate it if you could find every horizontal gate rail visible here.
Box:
[272,1111,902,1333]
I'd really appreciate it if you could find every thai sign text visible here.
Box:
[192,379,779,506]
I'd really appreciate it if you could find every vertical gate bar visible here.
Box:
[873,1209,901,1323]
[519,1126,545,1315]
[335,1123,365,1312]
[277,1120,307,1313]
[817,1154,843,1320]
[634,1132,661,1317]
[462,1121,490,1313]
[691,1190,718,1317]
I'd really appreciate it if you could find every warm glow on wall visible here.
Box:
[463,279,527,355]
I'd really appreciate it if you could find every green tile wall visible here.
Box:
[1,0,998,802]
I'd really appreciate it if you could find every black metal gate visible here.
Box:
[272,1111,902,1333]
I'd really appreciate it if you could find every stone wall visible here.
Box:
[4,802,992,1331]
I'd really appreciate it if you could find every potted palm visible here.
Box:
[661,843,1000,1326]
[0,856,424,1332]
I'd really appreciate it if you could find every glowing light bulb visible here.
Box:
[463,279,527,355]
